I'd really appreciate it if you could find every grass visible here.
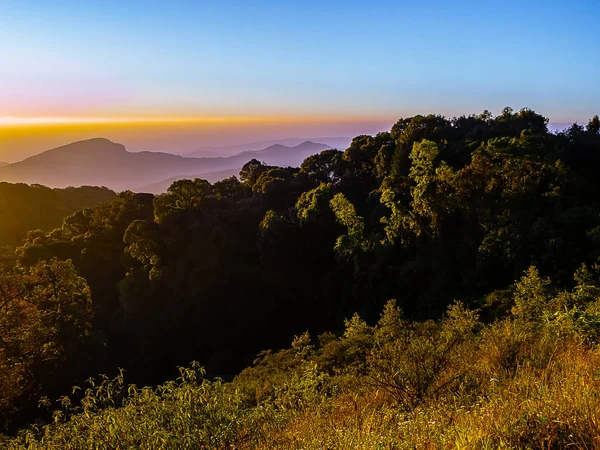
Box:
[6,265,600,449]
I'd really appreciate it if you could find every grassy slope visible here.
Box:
[6,266,600,449]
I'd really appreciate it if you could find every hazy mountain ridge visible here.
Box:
[0,138,331,192]
[137,141,332,193]
[184,137,350,157]
[137,168,242,194]
[0,162,8,168]
[232,140,331,167]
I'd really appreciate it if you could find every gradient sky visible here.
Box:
[1,0,599,161]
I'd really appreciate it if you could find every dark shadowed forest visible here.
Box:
[3,108,600,448]
[0,184,115,247]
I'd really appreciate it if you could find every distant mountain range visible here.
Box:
[185,137,351,158]
[0,162,8,168]
[0,138,331,193]
[138,141,333,193]
[137,168,242,194]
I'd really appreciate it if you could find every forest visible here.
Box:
[0,183,115,247]
[2,107,600,448]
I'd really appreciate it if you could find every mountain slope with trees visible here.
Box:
[136,141,332,193]
[0,139,330,192]
[0,183,115,247]
[1,108,600,445]
[184,137,351,158]
[7,268,600,448]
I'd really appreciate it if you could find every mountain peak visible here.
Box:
[23,138,127,163]
[297,140,325,148]
[0,137,334,192]
[55,137,125,152]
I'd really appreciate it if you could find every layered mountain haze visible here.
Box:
[139,141,332,193]
[0,138,332,192]
[137,168,242,194]
[234,140,331,167]
[185,137,351,157]
[0,138,215,191]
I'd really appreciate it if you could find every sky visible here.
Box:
[1,0,599,161]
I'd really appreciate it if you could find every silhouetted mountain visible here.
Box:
[137,168,242,194]
[233,141,331,167]
[185,137,350,157]
[0,139,331,192]
[549,122,579,132]
[136,141,331,193]
[181,149,228,158]
[0,138,230,191]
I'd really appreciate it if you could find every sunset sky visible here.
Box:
[1,0,599,161]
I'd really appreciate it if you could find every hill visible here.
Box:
[0,182,115,246]
[2,109,600,443]
[234,141,331,167]
[0,139,330,192]
[185,137,350,157]
[0,139,231,191]
[137,141,331,193]
[6,281,600,448]
[137,168,242,194]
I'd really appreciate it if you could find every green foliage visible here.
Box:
[295,183,333,223]
[512,266,552,326]
[0,183,115,247]
[259,209,290,232]
[8,364,274,449]
[299,149,343,184]
[153,178,212,222]
[0,259,95,428]
[5,107,600,439]
[239,158,269,186]
[330,193,369,256]
[10,263,600,448]
[369,301,479,409]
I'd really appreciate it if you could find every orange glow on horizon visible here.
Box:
[0,114,394,163]
[0,114,394,127]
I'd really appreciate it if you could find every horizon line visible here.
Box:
[0,114,590,128]
[0,115,398,127]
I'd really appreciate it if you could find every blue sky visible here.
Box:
[0,0,599,158]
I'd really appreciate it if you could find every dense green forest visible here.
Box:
[0,183,115,247]
[3,107,600,447]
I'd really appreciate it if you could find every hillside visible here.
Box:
[185,137,350,158]
[2,109,600,446]
[0,139,330,192]
[0,182,115,246]
[233,141,331,167]
[137,168,242,194]
[0,139,232,191]
[138,141,332,193]
[6,277,600,448]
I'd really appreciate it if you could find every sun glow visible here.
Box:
[0,115,391,127]
[0,114,392,163]
[0,117,127,126]
[0,116,211,126]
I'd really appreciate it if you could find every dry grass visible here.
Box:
[8,268,600,449]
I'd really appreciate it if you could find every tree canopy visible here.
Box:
[3,107,600,433]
